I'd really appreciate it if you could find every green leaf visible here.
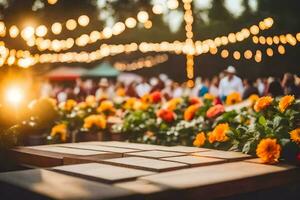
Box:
[258,116,266,126]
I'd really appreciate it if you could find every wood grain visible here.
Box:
[191,150,251,161]
[161,156,225,167]
[124,150,185,159]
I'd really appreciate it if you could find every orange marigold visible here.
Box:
[193,132,206,147]
[60,99,77,111]
[206,104,225,118]
[97,100,116,115]
[83,114,107,130]
[212,123,230,142]
[279,95,295,113]
[189,97,202,105]
[248,94,259,104]
[116,88,126,97]
[85,95,97,107]
[226,92,242,105]
[141,94,152,104]
[290,128,300,144]
[133,100,149,111]
[165,98,183,111]
[50,124,67,142]
[254,96,273,112]
[123,97,137,110]
[184,104,201,121]
[208,132,215,143]
[256,138,281,164]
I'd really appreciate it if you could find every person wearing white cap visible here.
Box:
[218,66,243,100]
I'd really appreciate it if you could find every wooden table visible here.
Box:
[1,141,299,200]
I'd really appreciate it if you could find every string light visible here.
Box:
[114,54,168,71]
[78,15,90,27]
[51,22,62,35]
[137,11,149,23]
[9,26,19,38]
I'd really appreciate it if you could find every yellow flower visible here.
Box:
[193,132,206,147]
[133,100,149,111]
[77,102,87,109]
[59,99,77,111]
[141,93,152,104]
[226,92,242,105]
[256,138,281,164]
[279,95,295,113]
[204,93,215,100]
[123,97,138,110]
[165,98,183,111]
[85,95,97,107]
[116,88,126,97]
[290,128,300,144]
[97,100,116,115]
[248,94,259,104]
[212,123,229,142]
[83,114,107,130]
[254,96,273,112]
[50,124,67,142]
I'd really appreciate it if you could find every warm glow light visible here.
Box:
[167,0,179,9]
[21,26,35,40]
[9,25,19,38]
[48,0,58,5]
[152,4,163,14]
[125,17,137,28]
[66,19,77,30]
[144,20,152,29]
[36,25,48,37]
[78,15,90,27]
[137,11,149,23]
[5,86,23,106]
[51,22,62,34]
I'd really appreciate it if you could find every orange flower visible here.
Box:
[254,96,273,112]
[85,95,97,107]
[206,104,225,118]
[116,88,126,97]
[123,97,137,110]
[226,92,242,105]
[150,91,162,103]
[157,109,175,123]
[212,123,229,142]
[50,124,67,142]
[290,128,300,144]
[208,132,215,143]
[83,114,107,130]
[248,94,259,104]
[59,99,77,111]
[193,132,206,147]
[141,94,152,104]
[184,104,201,121]
[165,98,183,111]
[133,100,149,111]
[204,93,215,101]
[189,97,202,105]
[97,100,116,115]
[279,95,295,112]
[256,138,281,164]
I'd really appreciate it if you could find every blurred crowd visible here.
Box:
[40,66,300,103]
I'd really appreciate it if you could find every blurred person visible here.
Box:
[84,79,95,96]
[282,73,300,97]
[256,78,265,96]
[73,78,86,101]
[191,77,202,97]
[219,66,243,100]
[267,79,284,97]
[198,78,209,97]
[172,82,183,98]
[126,82,138,97]
[95,78,109,100]
[209,76,219,97]
[161,79,173,100]
[182,82,191,97]
[243,79,259,99]
[136,78,151,97]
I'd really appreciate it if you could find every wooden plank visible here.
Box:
[0,169,137,200]
[191,150,251,161]
[140,162,300,199]
[59,143,140,153]
[86,141,166,151]
[52,163,155,183]
[10,147,64,168]
[102,157,188,172]
[114,180,167,194]
[63,153,122,165]
[28,146,106,156]
[161,156,225,167]
[125,150,185,159]
[159,146,210,153]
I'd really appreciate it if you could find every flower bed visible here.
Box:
[0,92,299,164]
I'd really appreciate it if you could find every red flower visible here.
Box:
[206,104,225,118]
[189,97,203,105]
[150,91,162,103]
[157,109,175,123]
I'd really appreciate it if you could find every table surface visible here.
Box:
[1,141,300,200]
